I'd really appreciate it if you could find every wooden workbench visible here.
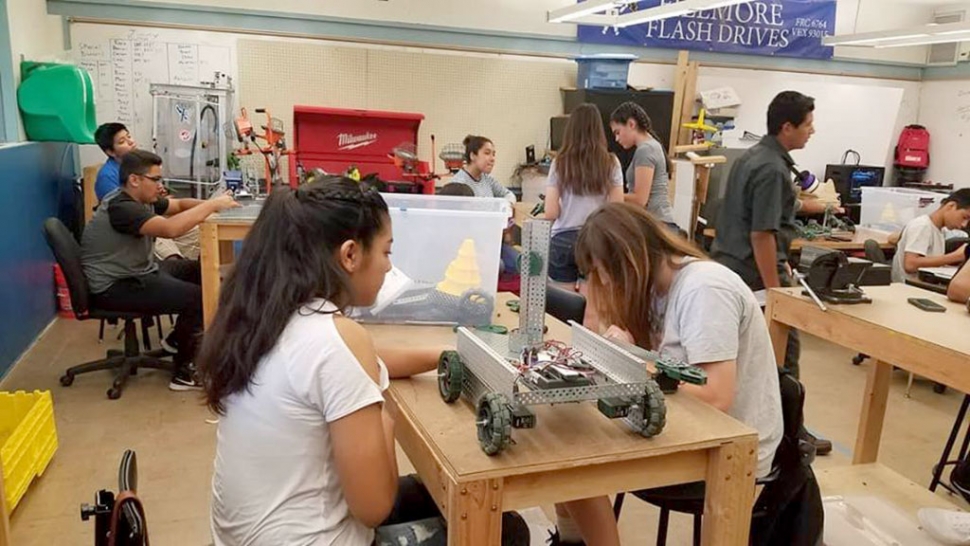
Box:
[702,227,894,252]
[766,284,969,497]
[199,204,261,327]
[368,294,759,545]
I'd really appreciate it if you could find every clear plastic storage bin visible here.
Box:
[575,55,636,89]
[860,187,945,230]
[349,194,511,325]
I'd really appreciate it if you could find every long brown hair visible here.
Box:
[555,103,616,196]
[575,203,704,349]
[197,176,389,415]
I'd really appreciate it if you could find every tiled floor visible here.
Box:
[3,318,967,545]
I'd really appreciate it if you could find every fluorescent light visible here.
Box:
[825,19,970,47]
[548,0,626,24]
[549,0,756,28]
[614,0,754,28]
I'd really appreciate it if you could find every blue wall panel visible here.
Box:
[0,142,78,378]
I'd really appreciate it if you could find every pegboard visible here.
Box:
[238,39,575,184]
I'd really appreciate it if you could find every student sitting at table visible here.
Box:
[548,202,784,546]
[199,176,529,546]
[891,189,970,283]
[449,135,517,204]
[81,150,239,390]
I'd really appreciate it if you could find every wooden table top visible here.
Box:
[770,285,970,357]
[702,227,894,251]
[368,294,757,482]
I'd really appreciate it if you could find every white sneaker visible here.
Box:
[918,508,970,545]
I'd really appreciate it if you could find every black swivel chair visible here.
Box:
[612,372,821,546]
[43,218,174,399]
[545,283,586,325]
[82,450,147,546]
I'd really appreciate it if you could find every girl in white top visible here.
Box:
[198,177,523,545]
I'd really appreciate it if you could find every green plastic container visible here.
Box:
[17,61,96,144]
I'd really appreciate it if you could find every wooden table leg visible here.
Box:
[447,478,503,546]
[764,295,790,370]
[200,222,221,329]
[702,435,758,546]
[854,359,892,465]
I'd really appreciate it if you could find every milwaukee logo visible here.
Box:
[337,132,378,150]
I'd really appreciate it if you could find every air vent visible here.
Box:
[928,11,966,66]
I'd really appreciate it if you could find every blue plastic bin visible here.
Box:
[575,55,636,89]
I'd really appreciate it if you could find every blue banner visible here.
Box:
[577,0,837,60]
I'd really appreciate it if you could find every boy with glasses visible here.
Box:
[81,150,239,389]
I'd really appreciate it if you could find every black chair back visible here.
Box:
[545,284,586,325]
[863,239,889,265]
[43,217,91,318]
[946,236,969,255]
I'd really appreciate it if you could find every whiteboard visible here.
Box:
[919,80,970,190]
[628,65,914,186]
[70,23,238,150]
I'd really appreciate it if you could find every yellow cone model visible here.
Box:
[437,239,482,296]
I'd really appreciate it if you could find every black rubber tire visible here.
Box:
[638,380,667,438]
[59,374,74,387]
[107,387,122,400]
[438,351,464,403]
[477,393,512,456]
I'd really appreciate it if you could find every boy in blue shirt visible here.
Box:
[94,123,137,200]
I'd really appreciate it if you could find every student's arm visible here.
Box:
[331,318,398,528]
[377,346,449,378]
[139,194,237,239]
[543,185,561,221]
[673,285,743,412]
[796,199,844,216]
[163,197,206,215]
[904,245,967,273]
[751,232,782,288]
[679,360,738,412]
[948,262,970,304]
[749,168,786,289]
[608,158,624,203]
[488,175,516,204]
[625,165,654,206]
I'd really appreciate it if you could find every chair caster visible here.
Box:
[106,387,122,400]
[60,373,75,387]
[851,354,866,366]
[934,383,948,395]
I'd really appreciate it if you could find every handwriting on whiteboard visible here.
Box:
[958,90,970,123]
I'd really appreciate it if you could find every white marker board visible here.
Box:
[70,23,237,150]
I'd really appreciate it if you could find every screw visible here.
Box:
[492,505,498,511]
[461,513,468,520]
[461,487,467,495]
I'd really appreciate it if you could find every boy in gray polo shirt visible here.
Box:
[81,150,238,389]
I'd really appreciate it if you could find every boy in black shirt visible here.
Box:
[81,150,238,389]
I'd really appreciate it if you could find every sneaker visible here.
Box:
[169,367,202,391]
[160,334,179,356]
[918,508,970,545]
[546,529,585,546]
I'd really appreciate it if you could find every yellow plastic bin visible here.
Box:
[0,391,58,515]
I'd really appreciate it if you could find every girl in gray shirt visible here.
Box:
[449,135,516,204]
[609,102,677,226]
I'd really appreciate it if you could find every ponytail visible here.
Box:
[610,102,673,173]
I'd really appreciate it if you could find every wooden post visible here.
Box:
[82,165,100,224]
[668,51,690,155]
[702,436,758,546]
[854,360,892,465]
[678,61,700,147]
[447,479,504,545]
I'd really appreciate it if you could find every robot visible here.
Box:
[436,219,708,455]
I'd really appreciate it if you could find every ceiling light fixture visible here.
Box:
[548,0,756,28]
[824,20,970,48]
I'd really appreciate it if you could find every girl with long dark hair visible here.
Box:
[609,102,677,228]
[199,176,528,545]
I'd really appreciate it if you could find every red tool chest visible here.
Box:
[290,106,426,187]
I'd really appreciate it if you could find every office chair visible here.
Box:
[43,218,174,400]
[612,372,820,546]
[545,283,586,325]
[81,450,148,546]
